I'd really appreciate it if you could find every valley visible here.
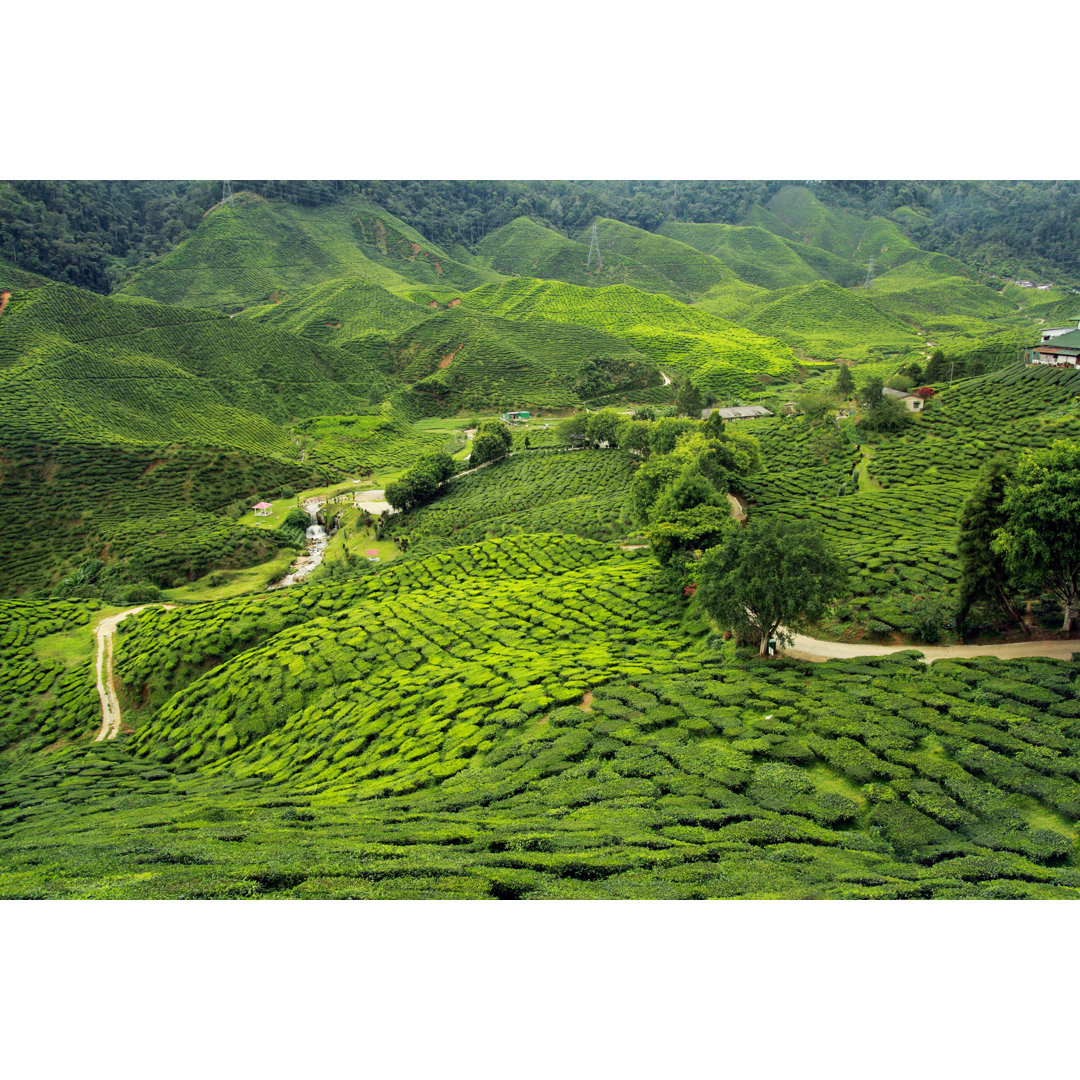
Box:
[2,179,1080,899]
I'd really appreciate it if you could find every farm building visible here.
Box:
[501,411,531,423]
[882,387,924,411]
[1027,327,1080,367]
[1039,320,1080,344]
[701,405,774,421]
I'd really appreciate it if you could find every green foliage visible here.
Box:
[992,440,1080,630]
[696,516,849,654]
[957,455,1025,631]
[468,422,513,468]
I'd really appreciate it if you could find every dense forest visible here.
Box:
[4,179,1080,295]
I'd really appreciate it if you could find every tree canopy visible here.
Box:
[991,440,1080,631]
[695,516,849,655]
[956,454,1027,634]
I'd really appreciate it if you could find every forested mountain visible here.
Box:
[5,180,1080,295]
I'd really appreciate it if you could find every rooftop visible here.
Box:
[702,405,774,420]
[1039,330,1080,350]
[882,387,918,400]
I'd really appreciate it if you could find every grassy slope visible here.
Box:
[237,274,661,414]
[745,364,1080,637]
[476,216,763,307]
[458,277,798,396]
[657,221,827,290]
[119,192,503,311]
[0,281,418,593]
[736,279,926,360]
[2,532,1080,898]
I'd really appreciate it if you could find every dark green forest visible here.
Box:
[5,179,1080,295]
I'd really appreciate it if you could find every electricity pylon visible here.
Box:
[586,225,602,273]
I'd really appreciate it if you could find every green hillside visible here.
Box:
[119,192,502,311]
[241,277,435,358]
[2,530,1080,898]
[867,259,1021,336]
[737,279,925,360]
[459,278,799,395]
[238,273,661,412]
[763,186,921,271]
[0,283,392,450]
[657,221,826,290]
[476,216,762,305]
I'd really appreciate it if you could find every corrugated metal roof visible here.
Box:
[704,405,773,419]
[1039,329,1080,350]
[882,387,918,399]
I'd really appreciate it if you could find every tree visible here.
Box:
[586,408,621,447]
[649,417,699,456]
[859,395,912,433]
[628,455,682,525]
[649,468,722,524]
[470,420,513,467]
[555,414,589,444]
[856,376,884,409]
[384,450,456,512]
[924,350,948,383]
[794,390,832,424]
[956,454,1028,635]
[615,419,652,458]
[835,365,855,399]
[991,440,1080,631]
[674,379,704,419]
[695,517,849,656]
[647,504,734,571]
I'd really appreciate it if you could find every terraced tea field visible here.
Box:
[396,448,638,551]
[744,365,1080,638]
[3,535,1080,899]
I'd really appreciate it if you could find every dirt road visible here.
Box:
[93,605,174,741]
[783,631,1079,665]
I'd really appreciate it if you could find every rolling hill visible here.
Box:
[120,192,503,311]
[458,277,799,395]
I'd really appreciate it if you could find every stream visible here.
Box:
[268,499,331,589]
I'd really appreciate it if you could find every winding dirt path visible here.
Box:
[783,631,1079,665]
[94,605,175,741]
[660,369,672,386]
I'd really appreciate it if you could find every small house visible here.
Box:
[1028,327,1080,367]
[253,501,272,516]
[701,405,774,421]
[882,387,923,412]
[501,411,531,423]
[1040,320,1080,344]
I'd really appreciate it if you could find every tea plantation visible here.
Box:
[3,534,1080,898]
[5,181,1080,901]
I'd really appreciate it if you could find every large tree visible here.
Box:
[991,440,1080,632]
[834,365,855,399]
[695,516,849,656]
[469,420,513,467]
[956,454,1028,635]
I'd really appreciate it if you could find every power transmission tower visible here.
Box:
[221,180,234,209]
[864,257,875,289]
[586,225,602,273]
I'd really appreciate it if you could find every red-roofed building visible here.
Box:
[253,501,272,516]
